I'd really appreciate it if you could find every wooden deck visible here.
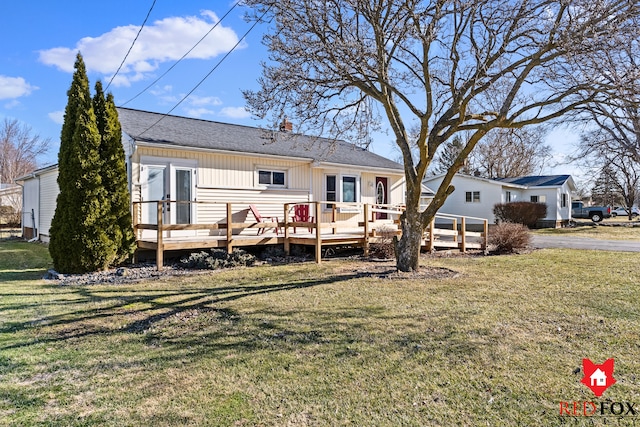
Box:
[133,201,488,270]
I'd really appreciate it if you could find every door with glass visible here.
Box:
[169,166,196,236]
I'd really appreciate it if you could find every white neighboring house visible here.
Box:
[423,173,576,227]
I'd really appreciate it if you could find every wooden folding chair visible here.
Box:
[293,204,314,232]
[249,204,279,235]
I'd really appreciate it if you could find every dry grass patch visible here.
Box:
[1,241,639,425]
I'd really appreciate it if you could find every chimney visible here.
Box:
[279,117,293,132]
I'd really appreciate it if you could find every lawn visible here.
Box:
[1,240,639,426]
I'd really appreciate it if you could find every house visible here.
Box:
[14,165,58,240]
[423,173,576,227]
[17,108,406,242]
[590,368,607,387]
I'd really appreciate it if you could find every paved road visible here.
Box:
[531,235,640,252]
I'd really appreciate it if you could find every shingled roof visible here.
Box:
[117,108,403,172]
[495,175,572,187]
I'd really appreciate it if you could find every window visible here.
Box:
[258,170,285,186]
[465,191,480,203]
[530,195,546,203]
[343,176,357,202]
[326,175,337,208]
[325,174,360,209]
[506,191,512,202]
[561,193,568,208]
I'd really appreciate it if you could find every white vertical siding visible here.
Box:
[22,179,39,233]
[38,170,59,241]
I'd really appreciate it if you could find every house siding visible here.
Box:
[38,169,59,242]
[425,175,501,223]
[21,179,39,238]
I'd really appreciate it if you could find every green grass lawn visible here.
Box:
[1,240,639,426]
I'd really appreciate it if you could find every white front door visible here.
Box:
[141,164,168,226]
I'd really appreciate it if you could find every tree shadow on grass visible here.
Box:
[0,271,363,353]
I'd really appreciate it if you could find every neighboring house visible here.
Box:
[0,184,22,225]
[17,108,406,241]
[423,173,576,227]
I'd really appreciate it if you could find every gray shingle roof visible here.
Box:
[117,108,403,171]
[495,175,572,187]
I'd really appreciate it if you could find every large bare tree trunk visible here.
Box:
[395,208,423,272]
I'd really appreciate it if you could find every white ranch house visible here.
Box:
[17,108,407,243]
[423,173,576,227]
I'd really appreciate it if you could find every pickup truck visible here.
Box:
[571,201,611,222]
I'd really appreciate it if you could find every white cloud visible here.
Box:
[185,107,216,118]
[48,110,65,125]
[188,95,222,107]
[38,10,241,87]
[0,75,37,100]
[220,106,250,119]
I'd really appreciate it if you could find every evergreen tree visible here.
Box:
[590,165,622,206]
[433,135,473,175]
[49,53,117,273]
[93,82,136,264]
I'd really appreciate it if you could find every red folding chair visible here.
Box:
[249,204,279,235]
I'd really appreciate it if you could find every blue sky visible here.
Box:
[1,1,582,180]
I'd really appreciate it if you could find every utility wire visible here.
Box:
[138,6,271,137]
[105,0,157,91]
[119,1,240,107]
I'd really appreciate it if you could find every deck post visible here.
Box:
[452,218,458,244]
[363,204,370,256]
[284,203,290,256]
[428,218,435,252]
[460,216,467,253]
[226,202,233,254]
[315,202,322,263]
[331,203,337,234]
[483,219,489,252]
[156,201,163,271]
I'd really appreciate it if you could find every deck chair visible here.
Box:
[293,204,314,232]
[249,204,279,235]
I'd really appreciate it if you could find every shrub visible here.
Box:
[179,249,256,270]
[489,222,531,254]
[369,225,397,259]
[493,202,547,228]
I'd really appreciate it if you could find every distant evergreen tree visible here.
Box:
[591,165,622,206]
[433,135,473,175]
[49,53,117,273]
[93,82,135,265]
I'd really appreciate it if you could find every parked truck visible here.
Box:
[571,201,611,222]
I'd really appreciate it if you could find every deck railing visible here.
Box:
[131,200,488,269]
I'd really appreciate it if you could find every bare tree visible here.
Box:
[243,0,640,271]
[0,118,50,184]
[471,127,552,178]
[576,35,640,219]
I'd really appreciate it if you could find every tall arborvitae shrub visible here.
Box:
[93,82,135,265]
[49,53,117,273]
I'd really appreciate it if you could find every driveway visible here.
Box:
[531,235,640,252]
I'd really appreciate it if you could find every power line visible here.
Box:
[119,1,240,107]
[105,0,157,92]
[138,6,271,137]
